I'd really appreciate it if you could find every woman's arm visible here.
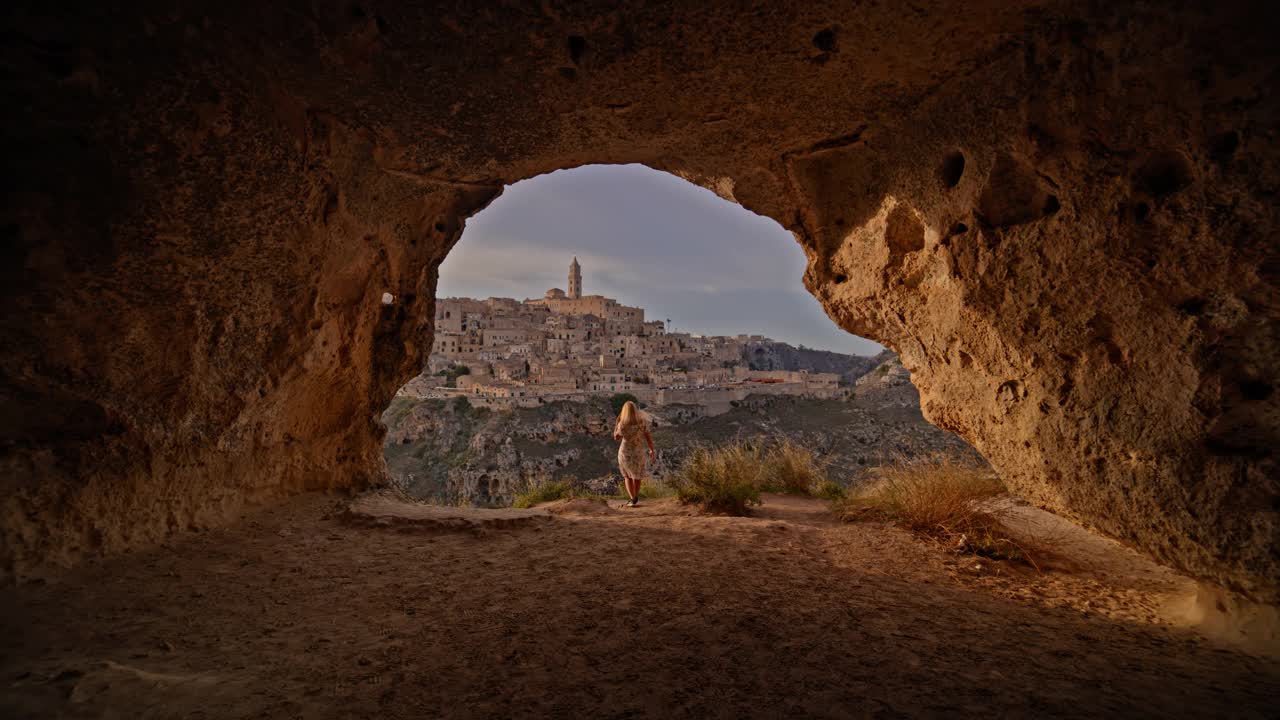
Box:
[645,429,655,459]
[612,420,622,441]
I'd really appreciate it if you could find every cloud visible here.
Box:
[438,164,884,356]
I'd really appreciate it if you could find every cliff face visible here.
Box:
[853,356,918,407]
[383,388,981,507]
[383,397,617,505]
[1,2,1275,603]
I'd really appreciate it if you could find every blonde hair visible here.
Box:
[618,400,642,428]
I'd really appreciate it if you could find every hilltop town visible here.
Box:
[400,258,846,417]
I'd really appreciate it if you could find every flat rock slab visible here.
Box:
[344,492,551,534]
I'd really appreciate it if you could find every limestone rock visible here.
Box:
[0,2,1275,605]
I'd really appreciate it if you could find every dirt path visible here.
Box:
[2,492,1276,719]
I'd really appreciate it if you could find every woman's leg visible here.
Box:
[622,475,637,501]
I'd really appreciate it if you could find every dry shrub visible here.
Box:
[815,479,846,501]
[511,480,574,508]
[839,456,1039,566]
[671,438,833,512]
[670,442,763,515]
[760,438,829,495]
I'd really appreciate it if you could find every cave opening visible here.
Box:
[379,163,991,507]
[1,2,1277,715]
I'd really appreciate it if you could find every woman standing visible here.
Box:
[612,400,655,507]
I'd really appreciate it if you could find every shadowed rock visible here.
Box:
[0,0,1275,620]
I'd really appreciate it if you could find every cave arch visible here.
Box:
[1,1,1275,609]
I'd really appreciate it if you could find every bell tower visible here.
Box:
[568,256,582,299]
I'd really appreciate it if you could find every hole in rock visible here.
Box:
[1134,150,1194,198]
[1208,130,1239,160]
[1177,297,1207,316]
[381,164,988,509]
[938,151,966,188]
[568,35,586,64]
[1238,379,1273,401]
[1131,201,1151,223]
[812,28,838,53]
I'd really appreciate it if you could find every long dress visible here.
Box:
[615,419,649,479]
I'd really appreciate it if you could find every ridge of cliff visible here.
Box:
[743,343,895,385]
[383,371,979,507]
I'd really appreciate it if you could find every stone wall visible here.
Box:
[1,1,1275,603]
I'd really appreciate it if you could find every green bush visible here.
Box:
[452,395,472,413]
[669,442,763,515]
[609,393,640,414]
[435,364,472,387]
[815,480,846,501]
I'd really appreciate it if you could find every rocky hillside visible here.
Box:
[741,342,894,385]
[383,396,618,505]
[383,358,982,506]
[852,354,918,406]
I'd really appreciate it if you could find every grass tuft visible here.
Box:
[815,479,847,501]
[836,456,1038,566]
[668,441,763,515]
[512,480,574,508]
[668,438,834,514]
[760,438,829,495]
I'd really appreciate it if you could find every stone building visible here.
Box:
[411,258,843,415]
[568,256,582,299]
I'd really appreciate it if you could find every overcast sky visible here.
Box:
[437,164,884,356]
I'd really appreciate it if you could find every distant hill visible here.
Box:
[741,341,895,385]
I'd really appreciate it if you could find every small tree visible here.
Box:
[609,393,640,414]
[452,395,472,413]
[435,364,471,386]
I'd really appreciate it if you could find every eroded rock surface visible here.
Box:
[1,1,1275,603]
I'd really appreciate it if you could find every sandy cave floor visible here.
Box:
[2,492,1278,719]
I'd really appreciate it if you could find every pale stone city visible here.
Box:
[404,257,841,413]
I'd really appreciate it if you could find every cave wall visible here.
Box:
[1,1,1275,600]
